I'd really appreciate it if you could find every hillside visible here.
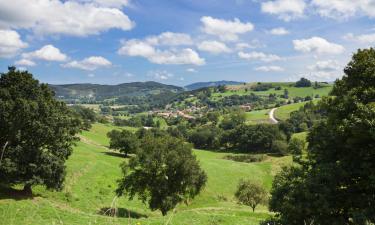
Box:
[49,81,184,101]
[185,80,244,91]
[0,123,291,224]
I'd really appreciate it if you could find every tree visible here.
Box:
[0,67,81,194]
[116,136,207,216]
[269,48,375,225]
[70,105,97,130]
[107,129,139,157]
[295,77,312,87]
[220,110,246,130]
[235,179,268,212]
[283,89,289,99]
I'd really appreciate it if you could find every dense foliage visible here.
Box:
[116,135,207,215]
[107,129,139,157]
[0,67,81,193]
[269,48,375,225]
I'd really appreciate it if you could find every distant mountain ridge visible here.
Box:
[184,80,244,91]
[49,81,183,100]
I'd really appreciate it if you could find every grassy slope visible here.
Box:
[0,123,291,225]
[274,99,320,121]
[245,109,270,124]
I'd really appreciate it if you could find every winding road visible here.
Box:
[269,108,278,124]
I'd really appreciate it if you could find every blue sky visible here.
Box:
[0,0,374,86]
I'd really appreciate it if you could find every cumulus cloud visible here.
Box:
[293,37,345,54]
[148,70,174,80]
[118,39,205,65]
[197,40,231,54]
[261,0,306,21]
[344,33,375,44]
[62,56,112,70]
[15,59,36,66]
[145,32,193,46]
[269,27,289,35]
[0,0,134,36]
[311,0,375,19]
[235,40,265,50]
[255,66,284,72]
[200,16,254,41]
[238,51,282,62]
[0,29,28,58]
[22,45,68,62]
[308,60,341,72]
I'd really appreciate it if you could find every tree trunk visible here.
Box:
[23,184,32,195]
[252,206,256,212]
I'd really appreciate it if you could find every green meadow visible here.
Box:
[0,123,291,225]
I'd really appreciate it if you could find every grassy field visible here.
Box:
[274,99,320,121]
[245,109,270,124]
[0,123,291,225]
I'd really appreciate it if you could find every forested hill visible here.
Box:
[184,80,244,90]
[49,81,183,101]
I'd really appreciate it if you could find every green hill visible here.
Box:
[0,123,291,224]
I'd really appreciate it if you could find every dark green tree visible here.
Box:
[295,77,312,87]
[116,136,207,216]
[0,67,81,194]
[269,48,375,225]
[107,129,139,157]
[235,179,268,212]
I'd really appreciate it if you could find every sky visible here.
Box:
[0,0,375,86]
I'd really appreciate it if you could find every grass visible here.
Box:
[245,109,270,124]
[0,124,291,224]
[274,100,320,121]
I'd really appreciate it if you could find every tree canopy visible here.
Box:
[0,67,81,193]
[235,179,268,212]
[116,135,207,215]
[107,129,139,157]
[269,48,375,225]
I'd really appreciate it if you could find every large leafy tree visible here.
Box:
[116,135,207,216]
[107,129,139,157]
[269,48,375,225]
[0,67,81,194]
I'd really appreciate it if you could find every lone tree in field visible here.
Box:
[235,179,268,212]
[116,135,207,216]
[0,67,81,194]
[269,48,375,225]
[107,129,139,157]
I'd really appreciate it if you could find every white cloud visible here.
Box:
[15,59,36,66]
[269,27,289,35]
[293,37,345,54]
[148,70,174,80]
[62,56,112,70]
[255,66,284,72]
[89,0,130,8]
[200,16,254,41]
[145,32,193,46]
[87,73,95,77]
[311,0,375,19]
[187,68,197,73]
[0,0,134,36]
[235,40,265,50]
[344,33,375,44]
[238,51,282,62]
[118,39,205,65]
[22,45,68,62]
[0,29,27,58]
[197,40,231,54]
[308,60,341,71]
[261,0,306,21]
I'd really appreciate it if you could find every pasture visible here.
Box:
[0,123,291,225]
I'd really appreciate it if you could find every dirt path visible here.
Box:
[269,108,278,124]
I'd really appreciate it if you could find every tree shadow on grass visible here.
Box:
[98,207,148,218]
[0,185,41,200]
[101,151,127,158]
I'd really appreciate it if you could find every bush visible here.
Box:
[224,154,266,163]
[271,140,288,155]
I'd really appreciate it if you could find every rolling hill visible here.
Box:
[49,81,184,101]
[184,80,244,91]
